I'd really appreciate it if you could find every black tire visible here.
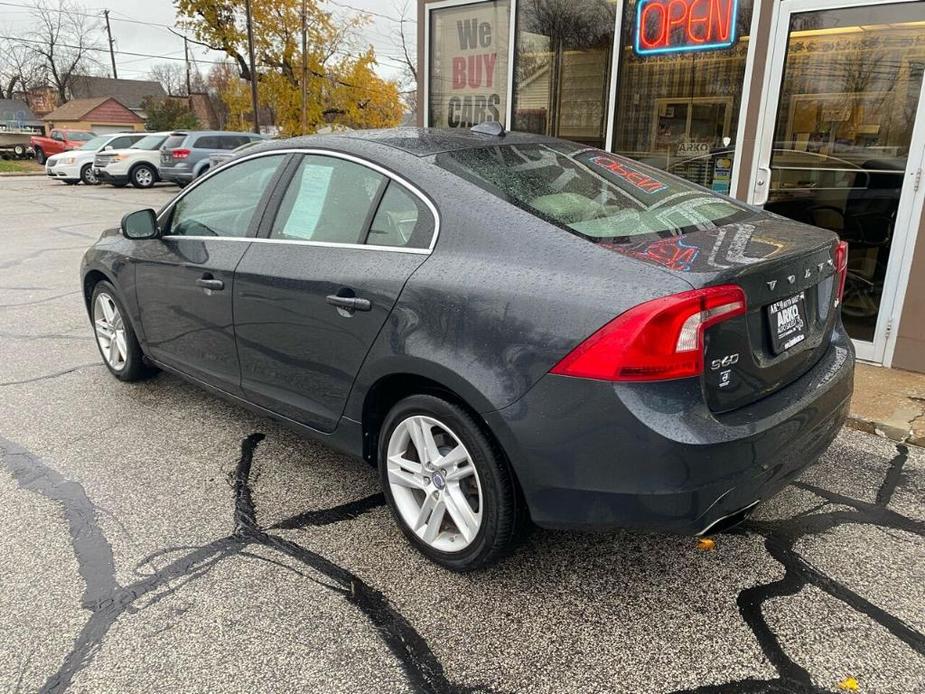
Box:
[63,180,78,185]
[89,280,157,382]
[34,148,46,165]
[80,163,98,185]
[196,164,210,179]
[13,144,26,157]
[130,163,157,189]
[378,394,525,571]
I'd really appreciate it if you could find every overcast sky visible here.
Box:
[0,0,415,85]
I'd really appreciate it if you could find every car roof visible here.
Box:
[170,130,262,137]
[260,127,557,158]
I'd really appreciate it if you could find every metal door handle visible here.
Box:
[326,294,371,312]
[196,277,224,291]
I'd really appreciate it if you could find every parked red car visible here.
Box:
[30,129,95,164]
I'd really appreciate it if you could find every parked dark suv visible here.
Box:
[158,130,264,186]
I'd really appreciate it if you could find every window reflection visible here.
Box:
[610,0,754,193]
[765,3,925,342]
[512,0,616,147]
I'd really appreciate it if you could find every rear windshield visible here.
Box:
[131,134,168,150]
[162,134,187,150]
[435,142,752,243]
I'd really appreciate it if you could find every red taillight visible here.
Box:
[550,285,747,382]
[171,148,191,159]
[834,240,848,306]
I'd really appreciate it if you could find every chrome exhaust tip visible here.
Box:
[698,500,760,536]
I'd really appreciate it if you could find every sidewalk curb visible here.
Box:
[0,172,45,177]
[846,413,924,447]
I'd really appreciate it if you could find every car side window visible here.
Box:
[193,135,214,149]
[166,155,284,238]
[271,155,385,244]
[367,182,434,249]
[109,136,132,149]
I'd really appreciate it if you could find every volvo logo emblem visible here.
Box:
[767,261,834,292]
[432,472,446,490]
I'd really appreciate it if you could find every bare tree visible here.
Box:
[148,62,187,96]
[391,0,417,115]
[29,0,102,103]
[0,33,44,100]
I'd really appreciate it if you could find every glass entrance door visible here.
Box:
[751,0,925,362]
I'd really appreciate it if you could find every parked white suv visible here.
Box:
[94,132,171,189]
[45,132,145,185]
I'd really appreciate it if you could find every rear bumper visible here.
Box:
[485,327,854,532]
[158,165,193,183]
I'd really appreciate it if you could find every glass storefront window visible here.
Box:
[763,3,925,343]
[511,0,616,148]
[610,0,754,193]
[428,0,511,129]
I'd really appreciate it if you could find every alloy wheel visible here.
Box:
[93,292,127,371]
[82,165,98,185]
[386,415,483,552]
[135,167,154,187]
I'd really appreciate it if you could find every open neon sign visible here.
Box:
[634,0,739,56]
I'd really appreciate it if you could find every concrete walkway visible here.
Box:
[848,362,925,447]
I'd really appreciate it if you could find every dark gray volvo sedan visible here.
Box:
[81,127,854,570]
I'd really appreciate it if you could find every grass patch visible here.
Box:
[0,159,43,173]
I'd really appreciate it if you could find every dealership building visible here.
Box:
[416,0,925,373]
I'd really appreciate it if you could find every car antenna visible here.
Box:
[470,121,506,137]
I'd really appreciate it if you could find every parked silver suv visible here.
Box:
[158,130,264,186]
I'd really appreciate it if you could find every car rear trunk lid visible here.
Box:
[608,216,841,412]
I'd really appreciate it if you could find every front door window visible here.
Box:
[763,2,925,342]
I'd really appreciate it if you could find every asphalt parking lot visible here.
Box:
[0,175,923,693]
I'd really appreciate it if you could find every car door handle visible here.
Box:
[196,277,224,291]
[326,294,371,312]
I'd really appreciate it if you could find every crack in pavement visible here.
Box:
[0,290,81,309]
[0,364,103,387]
[0,433,497,694]
[670,444,924,694]
[0,247,88,271]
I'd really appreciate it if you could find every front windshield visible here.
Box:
[79,136,108,151]
[131,134,168,150]
[435,142,753,243]
[67,132,95,142]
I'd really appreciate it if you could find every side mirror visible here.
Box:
[121,209,159,240]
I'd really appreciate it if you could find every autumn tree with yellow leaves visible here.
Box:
[175,0,404,135]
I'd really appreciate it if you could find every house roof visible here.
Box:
[70,76,166,110]
[43,96,143,123]
[0,98,43,125]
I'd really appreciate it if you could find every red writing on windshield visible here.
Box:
[590,156,668,194]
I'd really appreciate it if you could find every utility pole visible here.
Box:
[103,10,118,79]
[244,0,260,134]
[300,0,307,134]
[184,35,191,96]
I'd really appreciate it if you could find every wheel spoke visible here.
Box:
[413,493,437,531]
[445,463,475,482]
[100,297,115,322]
[387,467,426,490]
[438,444,468,470]
[421,498,446,543]
[444,486,479,543]
[388,453,422,475]
[115,332,128,361]
[108,332,119,364]
[95,319,112,341]
[413,419,441,464]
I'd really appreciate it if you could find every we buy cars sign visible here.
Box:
[430,2,509,129]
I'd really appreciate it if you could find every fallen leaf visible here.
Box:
[696,537,716,551]
[837,677,859,691]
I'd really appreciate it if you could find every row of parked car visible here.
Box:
[44,130,265,188]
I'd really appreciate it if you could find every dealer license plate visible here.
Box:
[767,291,807,355]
